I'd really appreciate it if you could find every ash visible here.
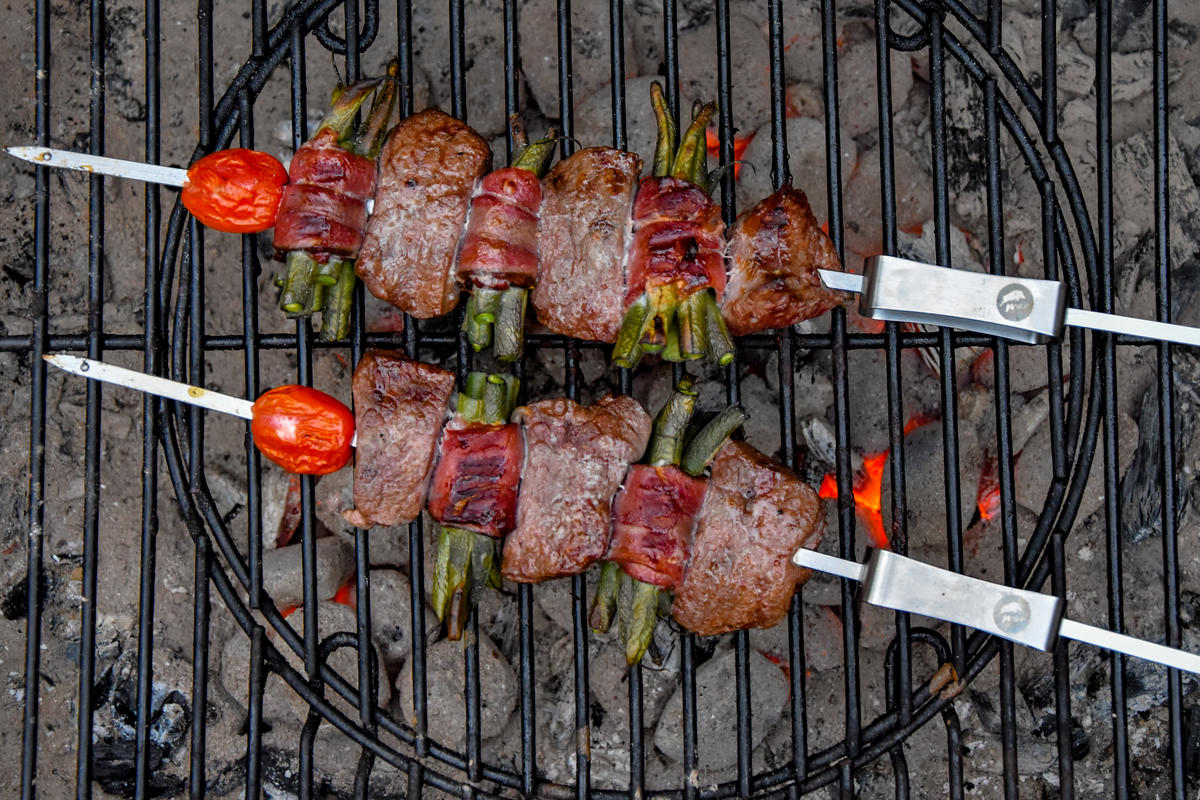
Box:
[2,1,1200,798]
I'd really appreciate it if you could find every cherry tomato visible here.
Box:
[181,148,289,234]
[250,385,354,475]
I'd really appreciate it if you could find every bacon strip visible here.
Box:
[625,177,725,307]
[607,463,707,588]
[457,167,543,290]
[272,127,377,260]
[427,421,523,537]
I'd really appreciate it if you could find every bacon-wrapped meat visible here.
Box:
[672,440,823,636]
[722,184,848,336]
[357,109,492,319]
[534,147,643,343]
[272,126,377,260]
[427,420,523,538]
[625,177,725,308]
[275,71,398,342]
[458,126,557,362]
[607,463,706,588]
[612,83,735,368]
[501,395,652,583]
[428,373,521,640]
[341,351,454,529]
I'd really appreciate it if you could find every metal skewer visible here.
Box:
[793,547,1200,675]
[6,146,189,186]
[819,255,1200,348]
[44,354,357,446]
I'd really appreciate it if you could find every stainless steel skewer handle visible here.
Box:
[859,255,1068,344]
[794,548,1200,674]
[819,255,1200,348]
[796,549,1065,651]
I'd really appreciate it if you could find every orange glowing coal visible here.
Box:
[976,454,1001,522]
[817,416,938,549]
[818,450,889,549]
[706,129,753,179]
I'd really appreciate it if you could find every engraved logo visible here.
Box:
[996,283,1035,322]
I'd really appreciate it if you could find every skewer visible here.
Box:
[44,354,356,473]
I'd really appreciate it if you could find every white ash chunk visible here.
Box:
[393,630,518,750]
[653,648,789,769]
[261,535,356,610]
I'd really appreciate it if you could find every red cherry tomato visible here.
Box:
[250,385,354,475]
[181,148,289,234]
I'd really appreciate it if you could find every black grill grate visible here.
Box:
[10,0,1188,797]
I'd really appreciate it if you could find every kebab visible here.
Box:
[44,353,828,646]
[589,378,747,664]
[274,66,399,342]
[458,120,558,361]
[427,372,523,640]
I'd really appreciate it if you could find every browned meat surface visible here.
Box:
[721,184,847,337]
[426,421,523,537]
[534,147,642,342]
[672,440,823,636]
[357,109,491,318]
[342,351,455,528]
[501,396,652,583]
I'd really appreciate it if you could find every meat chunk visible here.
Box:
[342,351,455,528]
[534,147,642,342]
[607,464,707,589]
[357,109,492,318]
[721,184,847,337]
[273,126,377,260]
[626,176,725,305]
[457,167,543,290]
[672,440,823,636]
[427,421,523,537]
[502,396,652,583]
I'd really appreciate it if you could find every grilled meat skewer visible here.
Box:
[342,351,456,528]
[501,395,653,583]
[357,109,492,319]
[672,439,824,635]
[428,373,522,640]
[722,184,848,336]
[534,146,643,343]
[459,120,557,361]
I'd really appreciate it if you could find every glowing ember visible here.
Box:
[705,129,753,179]
[817,417,939,549]
[976,454,1001,521]
[818,450,890,549]
[332,579,357,608]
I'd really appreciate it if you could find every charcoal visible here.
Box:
[1120,352,1198,543]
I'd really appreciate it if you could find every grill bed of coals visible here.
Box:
[7,0,1200,798]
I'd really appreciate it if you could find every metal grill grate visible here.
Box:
[9,0,1189,797]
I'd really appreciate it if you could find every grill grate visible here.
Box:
[9,0,1189,797]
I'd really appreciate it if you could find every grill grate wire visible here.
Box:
[10,0,1187,798]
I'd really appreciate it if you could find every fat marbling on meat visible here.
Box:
[672,439,823,636]
[356,109,491,318]
[342,351,455,529]
[501,395,653,583]
[721,184,847,336]
[534,147,642,342]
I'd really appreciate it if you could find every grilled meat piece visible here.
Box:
[721,184,847,336]
[534,147,642,342]
[625,176,726,306]
[427,420,523,537]
[272,126,377,260]
[502,396,653,583]
[607,463,707,589]
[357,109,492,318]
[457,167,542,290]
[342,351,455,528]
[672,440,823,636]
